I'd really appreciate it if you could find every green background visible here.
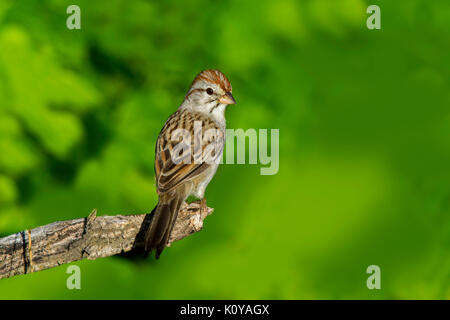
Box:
[0,0,449,299]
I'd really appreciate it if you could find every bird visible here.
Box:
[144,69,236,258]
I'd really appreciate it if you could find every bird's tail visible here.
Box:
[144,195,184,259]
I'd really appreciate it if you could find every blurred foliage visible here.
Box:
[0,0,449,299]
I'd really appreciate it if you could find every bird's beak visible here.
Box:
[218,92,236,105]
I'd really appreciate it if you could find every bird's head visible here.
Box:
[182,69,236,114]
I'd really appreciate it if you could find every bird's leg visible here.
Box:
[200,198,207,216]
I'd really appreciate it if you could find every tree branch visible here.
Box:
[0,201,213,280]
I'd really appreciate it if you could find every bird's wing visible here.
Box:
[154,110,224,194]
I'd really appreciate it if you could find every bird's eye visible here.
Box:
[206,88,214,95]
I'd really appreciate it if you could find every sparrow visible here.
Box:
[145,69,236,258]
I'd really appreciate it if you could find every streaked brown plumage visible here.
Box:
[145,69,235,258]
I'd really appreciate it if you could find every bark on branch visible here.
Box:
[0,201,212,280]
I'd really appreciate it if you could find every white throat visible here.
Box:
[209,103,227,126]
